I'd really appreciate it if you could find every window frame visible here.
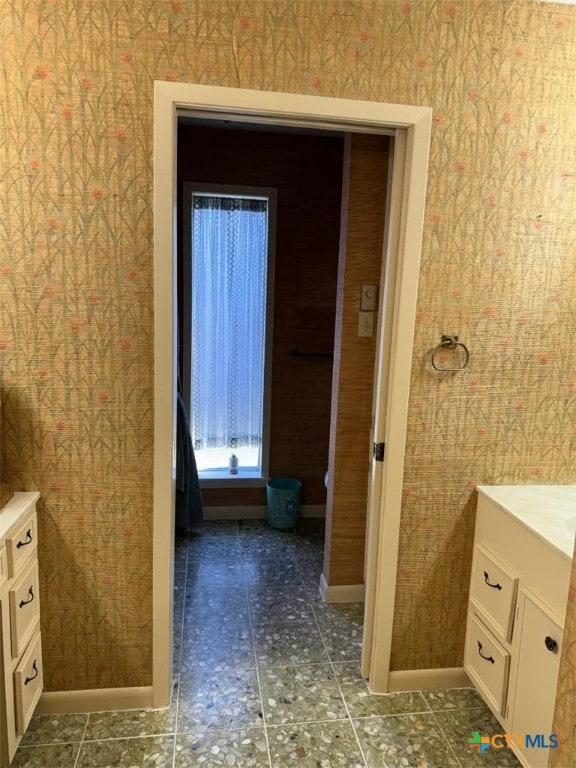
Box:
[182,182,277,487]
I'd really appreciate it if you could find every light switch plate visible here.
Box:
[358,311,374,337]
[361,284,378,311]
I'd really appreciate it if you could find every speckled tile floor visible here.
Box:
[16,519,522,767]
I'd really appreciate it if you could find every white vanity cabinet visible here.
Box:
[0,493,42,767]
[465,485,574,768]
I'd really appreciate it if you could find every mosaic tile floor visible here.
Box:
[15,519,522,767]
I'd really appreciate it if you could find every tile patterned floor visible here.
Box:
[16,519,522,767]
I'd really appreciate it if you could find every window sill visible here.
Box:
[199,472,267,489]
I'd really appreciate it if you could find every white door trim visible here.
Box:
[153,82,431,705]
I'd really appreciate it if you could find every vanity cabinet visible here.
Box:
[0,493,42,766]
[465,486,573,768]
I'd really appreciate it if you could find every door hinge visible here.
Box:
[373,442,385,462]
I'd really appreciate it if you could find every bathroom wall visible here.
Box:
[177,124,344,507]
[1,0,575,695]
[0,373,13,508]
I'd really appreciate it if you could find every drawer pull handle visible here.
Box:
[16,529,33,549]
[545,636,559,653]
[24,660,39,686]
[483,571,502,590]
[19,586,34,608]
[477,641,495,664]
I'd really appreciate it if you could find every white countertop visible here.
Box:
[0,492,40,538]
[477,485,576,560]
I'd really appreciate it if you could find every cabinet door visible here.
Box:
[511,591,562,768]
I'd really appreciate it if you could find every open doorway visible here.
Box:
[153,83,432,708]
[177,121,346,517]
[176,119,393,646]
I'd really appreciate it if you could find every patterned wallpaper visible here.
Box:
[1,0,575,726]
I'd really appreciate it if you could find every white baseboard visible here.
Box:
[203,505,326,520]
[37,686,156,714]
[319,572,365,603]
[385,667,470,692]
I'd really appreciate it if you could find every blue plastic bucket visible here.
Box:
[266,477,301,530]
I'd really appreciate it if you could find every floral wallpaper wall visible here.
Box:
[1,0,575,726]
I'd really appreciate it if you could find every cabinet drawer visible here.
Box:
[470,545,518,642]
[14,633,43,736]
[9,560,41,659]
[6,512,37,578]
[465,613,510,716]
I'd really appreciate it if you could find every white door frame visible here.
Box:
[153,81,431,707]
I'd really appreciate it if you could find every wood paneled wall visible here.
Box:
[324,134,390,586]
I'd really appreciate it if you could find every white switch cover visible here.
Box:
[358,311,374,337]
[361,284,378,311]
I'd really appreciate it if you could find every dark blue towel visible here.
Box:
[176,391,203,530]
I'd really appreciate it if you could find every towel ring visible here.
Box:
[431,335,470,372]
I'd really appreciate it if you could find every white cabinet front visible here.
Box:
[465,613,510,716]
[467,488,573,768]
[470,544,518,642]
[510,591,563,768]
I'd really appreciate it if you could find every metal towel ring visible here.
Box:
[431,335,470,372]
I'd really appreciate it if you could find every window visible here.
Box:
[183,185,276,483]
